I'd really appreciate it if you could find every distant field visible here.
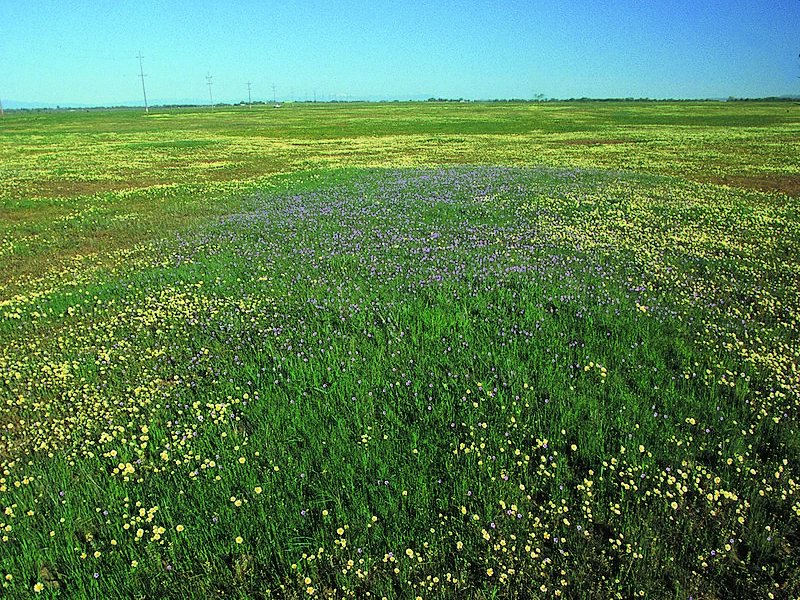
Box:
[1,101,799,289]
[0,103,799,599]
[3,102,800,199]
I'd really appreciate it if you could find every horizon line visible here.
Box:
[5,95,800,111]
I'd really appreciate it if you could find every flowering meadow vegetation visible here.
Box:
[1,103,799,598]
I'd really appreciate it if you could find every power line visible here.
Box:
[137,52,149,113]
[206,73,214,110]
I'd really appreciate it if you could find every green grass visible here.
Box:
[0,104,799,598]
[2,102,799,290]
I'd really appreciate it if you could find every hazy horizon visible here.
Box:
[6,94,800,112]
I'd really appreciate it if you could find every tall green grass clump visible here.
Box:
[1,167,798,599]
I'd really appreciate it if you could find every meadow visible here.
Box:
[1,102,799,599]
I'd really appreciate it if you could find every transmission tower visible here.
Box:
[137,52,149,113]
[246,81,252,109]
[206,73,214,110]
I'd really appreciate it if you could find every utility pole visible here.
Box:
[137,52,149,113]
[246,81,252,109]
[206,73,214,110]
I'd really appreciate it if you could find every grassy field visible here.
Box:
[1,102,799,598]
[2,101,799,289]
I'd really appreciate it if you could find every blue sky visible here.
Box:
[2,0,799,107]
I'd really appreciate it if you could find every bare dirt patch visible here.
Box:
[23,179,146,198]
[710,174,800,198]
[562,139,631,146]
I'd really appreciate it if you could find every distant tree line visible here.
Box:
[6,96,799,114]
[426,96,800,103]
[725,96,800,102]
